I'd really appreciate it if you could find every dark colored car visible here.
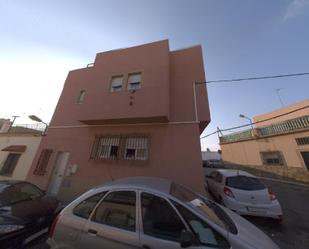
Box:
[0,180,61,249]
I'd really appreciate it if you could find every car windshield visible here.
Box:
[0,183,42,207]
[170,182,237,234]
[226,176,266,191]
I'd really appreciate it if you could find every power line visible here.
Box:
[196,72,309,84]
[200,105,309,139]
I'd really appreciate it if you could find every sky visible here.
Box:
[0,0,308,150]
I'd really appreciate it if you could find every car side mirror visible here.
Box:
[180,230,195,248]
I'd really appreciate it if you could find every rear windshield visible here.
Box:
[226,176,266,191]
[170,182,237,234]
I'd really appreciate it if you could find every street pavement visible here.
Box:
[28,177,309,249]
[245,178,309,249]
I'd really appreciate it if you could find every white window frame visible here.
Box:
[124,137,149,160]
[127,73,142,90]
[110,76,124,92]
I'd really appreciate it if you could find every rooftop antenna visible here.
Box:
[275,88,284,107]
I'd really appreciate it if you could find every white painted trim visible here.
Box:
[48,121,199,129]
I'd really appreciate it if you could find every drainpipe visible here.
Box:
[193,82,198,122]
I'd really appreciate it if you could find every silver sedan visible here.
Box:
[48,177,280,249]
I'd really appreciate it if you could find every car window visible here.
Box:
[141,192,186,242]
[16,182,43,198]
[73,192,107,219]
[173,201,230,248]
[226,176,266,191]
[215,173,223,183]
[209,172,217,179]
[91,191,136,231]
[170,182,237,234]
[0,183,42,206]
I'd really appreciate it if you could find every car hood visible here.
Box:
[223,207,280,249]
[0,196,59,224]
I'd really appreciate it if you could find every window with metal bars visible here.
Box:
[295,137,309,146]
[260,151,285,166]
[124,137,148,160]
[91,136,149,161]
[0,153,21,176]
[33,149,53,175]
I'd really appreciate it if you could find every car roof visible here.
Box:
[214,169,256,178]
[95,176,173,194]
[0,180,25,186]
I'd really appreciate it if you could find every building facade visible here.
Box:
[220,100,309,180]
[26,40,211,202]
[0,119,43,181]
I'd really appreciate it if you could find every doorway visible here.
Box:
[301,151,309,171]
[47,151,70,196]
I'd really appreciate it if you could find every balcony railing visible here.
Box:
[6,123,46,134]
[220,130,253,143]
[220,115,309,144]
[258,115,309,136]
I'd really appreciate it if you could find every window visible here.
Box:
[124,137,149,160]
[261,151,284,165]
[92,191,136,231]
[77,90,86,104]
[296,137,309,146]
[0,153,21,176]
[110,76,123,92]
[141,192,185,242]
[127,73,142,90]
[0,183,43,206]
[73,192,107,219]
[226,176,266,191]
[173,202,230,248]
[92,137,120,160]
[91,135,150,161]
[34,149,53,176]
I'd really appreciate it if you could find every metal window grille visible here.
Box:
[91,137,120,160]
[91,135,149,161]
[295,137,309,146]
[0,153,21,175]
[33,149,53,176]
[124,137,148,160]
[260,151,284,166]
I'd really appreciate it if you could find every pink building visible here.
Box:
[26,40,210,202]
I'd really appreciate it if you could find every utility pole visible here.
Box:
[8,115,19,132]
[276,88,284,107]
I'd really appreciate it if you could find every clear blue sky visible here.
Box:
[0,0,308,150]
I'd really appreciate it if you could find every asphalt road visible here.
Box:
[28,178,309,249]
[245,178,309,249]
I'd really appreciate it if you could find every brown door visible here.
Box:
[301,152,309,171]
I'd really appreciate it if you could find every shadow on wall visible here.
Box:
[222,162,309,185]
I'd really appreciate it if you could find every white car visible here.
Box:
[205,169,283,220]
[48,177,280,249]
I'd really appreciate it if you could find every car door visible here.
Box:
[211,172,223,199]
[139,191,201,249]
[79,190,139,249]
[206,171,217,194]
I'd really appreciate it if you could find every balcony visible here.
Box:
[0,123,46,135]
[220,115,309,144]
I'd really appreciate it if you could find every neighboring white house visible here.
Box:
[201,150,222,161]
[0,119,43,181]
